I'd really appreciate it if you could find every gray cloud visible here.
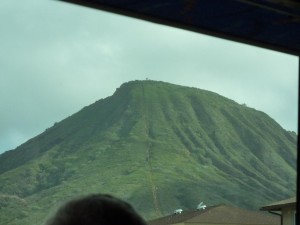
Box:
[0,0,298,154]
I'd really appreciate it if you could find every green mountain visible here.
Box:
[0,80,297,225]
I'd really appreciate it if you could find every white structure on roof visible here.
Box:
[174,209,183,214]
[197,202,207,210]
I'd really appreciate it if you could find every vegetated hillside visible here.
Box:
[0,80,297,225]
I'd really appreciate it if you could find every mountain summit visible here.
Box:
[0,80,297,224]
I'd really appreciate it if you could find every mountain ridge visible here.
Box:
[0,80,296,225]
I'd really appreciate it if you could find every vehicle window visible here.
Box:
[0,1,298,224]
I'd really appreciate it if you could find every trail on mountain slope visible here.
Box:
[141,83,162,217]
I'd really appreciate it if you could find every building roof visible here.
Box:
[260,197,297,211]
[148,204,280,225]
[59,0,300,56]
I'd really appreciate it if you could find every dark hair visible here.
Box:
[45,194,147,225]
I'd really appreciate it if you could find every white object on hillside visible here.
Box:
[197,202,207,210]
[174,209,183,214]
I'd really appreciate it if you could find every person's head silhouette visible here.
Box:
[45,194,147,225]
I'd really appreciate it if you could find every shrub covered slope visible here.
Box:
[0,80,297,224]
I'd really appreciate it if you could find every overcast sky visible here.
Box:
[0,0,298,154]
